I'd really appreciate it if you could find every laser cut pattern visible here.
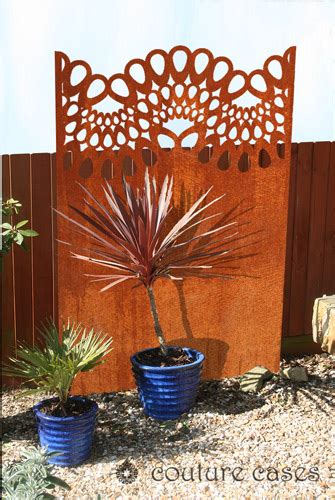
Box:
[56,46,295,175]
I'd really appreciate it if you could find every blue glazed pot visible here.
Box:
[131,347,205,420]
[33,396,98,467]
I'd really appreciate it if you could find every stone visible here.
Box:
[312,295,335,354]
[281,366,308,382]
[240,366,273,392]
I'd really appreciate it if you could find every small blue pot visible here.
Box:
[33,396,98,467]
[131,347,205,421]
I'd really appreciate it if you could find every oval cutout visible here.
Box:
[275,112,284,124]
[117,131,126,145]
[207,115,217,128]
[254,125,262,139]
[274,96,284,108]
[213,60,229,82]
[76,128,87,142]
[251,73,267,92]
[101,159,112,179]
[181,132,198,148]
[70,64,88,87]
[150,53,165,75]
[67,103,79,117]
[137,101,148,113]
[241,127,250,141]
[87,78,105,99]
[175,84,184,98]
[188,85,197,99]
[209,98,220,111]
[195,52,209,74]
[103,133,113,148]
[149,92,159,105]
[228,126,238,140]
[79,158,93,178]
[89,133,99,147]
[111,78,129,98]
[228,74,245,94]
[265,120,274,133]
[161,86,170,100]
[128,63,146,84]
[268,59,282,80]
[172,49,188,72]
[158,134,175,149]
[217,121,227,136]
[65,121,77,134]
[129,126,139,139]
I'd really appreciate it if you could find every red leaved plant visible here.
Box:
[56,170,239,356]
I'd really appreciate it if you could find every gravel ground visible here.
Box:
[2,354,334,499]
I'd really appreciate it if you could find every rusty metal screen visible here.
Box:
[55,46,296,393]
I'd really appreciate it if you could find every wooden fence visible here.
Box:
[1,142,334,365]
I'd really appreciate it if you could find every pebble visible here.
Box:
[2,353,334,498]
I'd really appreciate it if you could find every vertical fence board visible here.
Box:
[1,155,16,385]
[288,142,314,335]
[304,142,332,332]
[322,142,335,294]
[282,143,298,335]
[51,153,58,321]
[10,154,34,346]
[31,153,54,340]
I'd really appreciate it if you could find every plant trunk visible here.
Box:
[58,387,70,416]
[147,287,168,356]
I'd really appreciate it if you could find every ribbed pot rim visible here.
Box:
[33,396,98,422]
[131,346,205,372]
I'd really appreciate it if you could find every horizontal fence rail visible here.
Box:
[1,142,334,372]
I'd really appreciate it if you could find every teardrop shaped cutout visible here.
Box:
[218,151,230,171]
[258,149,271,168]
[238,152,250,172]
[142,148,157,166]
[198,146,211,164]
[122,156,134,176]
[101,159,112,180]
[63,152,72,171]
[277,143,285,159]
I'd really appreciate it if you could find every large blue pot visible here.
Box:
[131,347,205,420]
[33,396,98,467]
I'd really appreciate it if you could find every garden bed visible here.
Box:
[2,354,334,498]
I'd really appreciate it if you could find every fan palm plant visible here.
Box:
[56,170,240,357]
[3,320,113,415]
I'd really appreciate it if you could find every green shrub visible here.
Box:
[3,319,113,415]
[1,446,70,499]
[1,198,38,256]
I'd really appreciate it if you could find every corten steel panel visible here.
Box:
[55,46,296,393]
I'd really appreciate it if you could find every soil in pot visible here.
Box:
[135,346,194,367]
[38,398,94,417]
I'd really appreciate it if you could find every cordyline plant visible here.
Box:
[56,170,239,356]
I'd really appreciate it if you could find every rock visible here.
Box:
[281,366,308,382]
[312,295,335,354]
[240,366,273,392]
